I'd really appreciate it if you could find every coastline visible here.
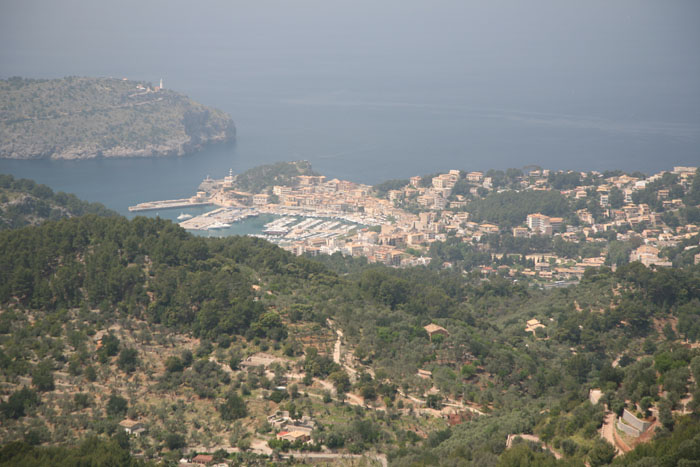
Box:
[0,76,236,161]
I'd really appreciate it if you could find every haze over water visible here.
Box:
[1,0,699,213]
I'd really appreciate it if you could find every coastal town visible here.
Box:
[129,163,700,284]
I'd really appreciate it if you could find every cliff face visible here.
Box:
[0,77,235,160]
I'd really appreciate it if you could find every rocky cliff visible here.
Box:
[0,77,235,160]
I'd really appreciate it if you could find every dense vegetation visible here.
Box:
[232,160,319,193]
[466,190,572,228]
[0,437,152,467]
[314,255,700,465]
[1,179,700,465]
[0,77,235,159]
[0,214,332,340]
[373,179,410,198]
[611,414,700,466]
[0,174,115,230]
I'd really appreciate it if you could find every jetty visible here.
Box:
[128,198,212,212]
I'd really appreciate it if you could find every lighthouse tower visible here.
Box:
[224,168,234,187]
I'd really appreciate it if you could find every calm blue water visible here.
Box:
[151,208,278,237]
[1,1,699,215]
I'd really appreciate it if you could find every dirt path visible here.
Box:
[345,392,365,407]
[281,452,387,467]
[330,322,360,381]
[600,412,621,455]
[397,389,486,416]
[444,402,485,416]
[329,321,486,418]
[600,411,623,456]
[249,437,273,455]
[333,329,343,365]
[317,377,366,407]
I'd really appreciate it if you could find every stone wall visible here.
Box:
[622,409,651,433]
[616,418,641,437]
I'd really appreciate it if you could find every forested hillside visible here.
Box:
[232,160,319,193]
[0,77,235,160]
[1,185,700,465]
[0,437,153,466]
[465,190,572,228]
[0,174,115,230]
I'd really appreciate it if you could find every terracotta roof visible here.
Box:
[192,454,214,463]
[118,419,141,428]
[424,324,448,334]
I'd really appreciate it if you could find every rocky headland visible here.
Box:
[0,76,235,160]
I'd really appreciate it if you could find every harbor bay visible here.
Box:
[127,170,371,253]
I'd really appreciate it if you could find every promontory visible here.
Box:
[0,76,235,160]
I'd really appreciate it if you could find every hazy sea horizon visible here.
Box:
[1,1,698,214]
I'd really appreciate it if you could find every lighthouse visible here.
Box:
[224,168,234,187]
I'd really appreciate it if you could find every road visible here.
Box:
[333,328,342,364]
[600,411,623,456]
[250,435,386,466]
[281,452,387,466]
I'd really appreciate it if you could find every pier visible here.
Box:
[128,198,213,212]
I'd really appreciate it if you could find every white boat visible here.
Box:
[177,212,193,220]
[208,222,231,230]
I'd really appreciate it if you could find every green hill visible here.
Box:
[233,160,319,193]
[0,174,116,230]
[1,178,700,466]
[0,76,235,160]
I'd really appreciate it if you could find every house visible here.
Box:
[629,245,672,267]
[588,388,603,405]
[297,175,326,186]
[479,223,499,234]
[424,324,449,340]
[119,419,146,437]
[526,213,553,235]
[466,171,483,182]
[267,410,291,428]
[253,193,270,205]
[525,319,545,334]
[191,454,214,465]
[549,217,564,233]
[417,369,432,379]
[267,411,316,434]
[276,430,311,443]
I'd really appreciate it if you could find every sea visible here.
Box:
[1,1,699,217]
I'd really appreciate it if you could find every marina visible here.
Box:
[263,217,299,235]
[126,170,385,258]
[178,207,258,231]
[258,215,359,246]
